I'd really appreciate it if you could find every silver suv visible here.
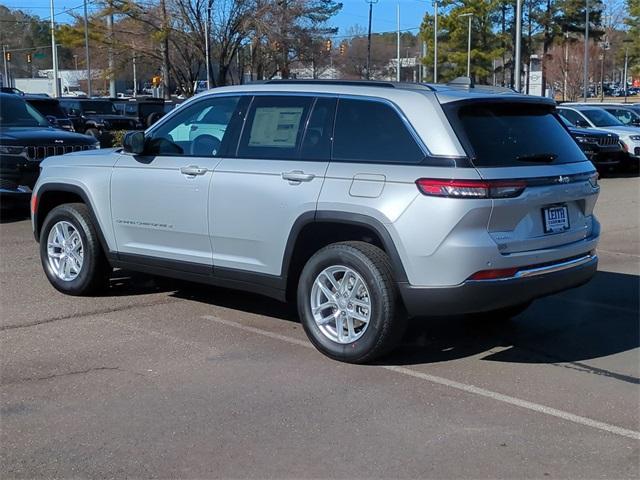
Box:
[31,80,600,363]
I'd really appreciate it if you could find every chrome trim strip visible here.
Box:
[514,254,596,279]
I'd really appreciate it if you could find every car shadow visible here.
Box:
[380,271,639,384]
[110,269,638,380]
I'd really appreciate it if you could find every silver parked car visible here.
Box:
[31,80,600,363]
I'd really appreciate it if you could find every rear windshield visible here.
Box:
[448,102,586,167]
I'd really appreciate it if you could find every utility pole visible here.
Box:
[396,2,400,82]
[583,0,589,102]
[421,41,427,82]
[514,0,522,92]
[623,38,632,103]
[433,0,438,82]
[205,5,211,89]
[563,32,569,101]
[365,0,378,80]
[83,0,92,96]
[107,2,116,98]
[160,0,170,99]
[50,0,60,97]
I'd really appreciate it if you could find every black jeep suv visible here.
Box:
[59,98,141,147]
[24,95,75,132]
[0,93,98,210]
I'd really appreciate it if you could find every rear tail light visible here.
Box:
[416,178,527,199]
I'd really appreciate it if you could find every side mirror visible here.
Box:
[46,115,58,125]
[122,131,146,154]
[575,119,590,128]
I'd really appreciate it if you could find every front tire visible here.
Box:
[297,241,406,363]
[40,203,110,295]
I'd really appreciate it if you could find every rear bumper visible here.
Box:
[398,253,597,317]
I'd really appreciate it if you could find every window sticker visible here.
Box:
[248,107,304,148]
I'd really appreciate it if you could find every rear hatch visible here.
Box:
[442,98,599,254]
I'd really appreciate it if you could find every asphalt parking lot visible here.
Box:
[1,176,639,478]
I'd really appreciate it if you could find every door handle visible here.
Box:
[180,165,208,176]
[282,170,315,183]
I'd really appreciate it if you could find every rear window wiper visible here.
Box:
[515,153,558,163]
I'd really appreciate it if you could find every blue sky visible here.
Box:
[1,0,433,38]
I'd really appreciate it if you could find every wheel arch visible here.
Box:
[282,211,408,301]
[34,183,114,260]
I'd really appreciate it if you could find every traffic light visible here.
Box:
[339,43,346,56]
[325,39,332,52]
[5,51,11,62]
[26,53,32,63]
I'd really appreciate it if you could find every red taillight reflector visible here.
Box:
[469,267,519,280]
[30,193,37,215]
[416,178,526,199]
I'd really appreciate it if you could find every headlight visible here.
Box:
[93,142,101,149]
[629,135,640,141]
[575,136,590,143]
[0,145,25,155]
[588,171,599,188]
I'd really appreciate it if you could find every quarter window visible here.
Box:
[332,98,424,164]
[146,96,240,157]
[237,96,313,160]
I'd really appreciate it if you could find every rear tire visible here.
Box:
[40,203,110,295]
[297,241,406,363]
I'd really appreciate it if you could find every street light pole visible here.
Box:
[459,13,473,78]
[365,0,378,80]
[50,0,60,97]
[433,0,438,83]
[514,0,522,92]
[583,0,589,101]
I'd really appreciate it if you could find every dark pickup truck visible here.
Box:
[59,98,142,147]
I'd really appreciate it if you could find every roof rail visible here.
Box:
[261,79,435,91]
[263,79,397,88]
[447,76,475,88]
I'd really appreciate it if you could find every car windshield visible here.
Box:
[80,101,117,114]
[449,102,586,167]
[27,99,66,117]
[0,95,50,127]
[581,109,623,127]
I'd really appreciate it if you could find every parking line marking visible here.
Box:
[202,315,640,442]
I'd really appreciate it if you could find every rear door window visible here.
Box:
[237,96,313,160]
[448,103,586,167]
[332,98,424,164]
